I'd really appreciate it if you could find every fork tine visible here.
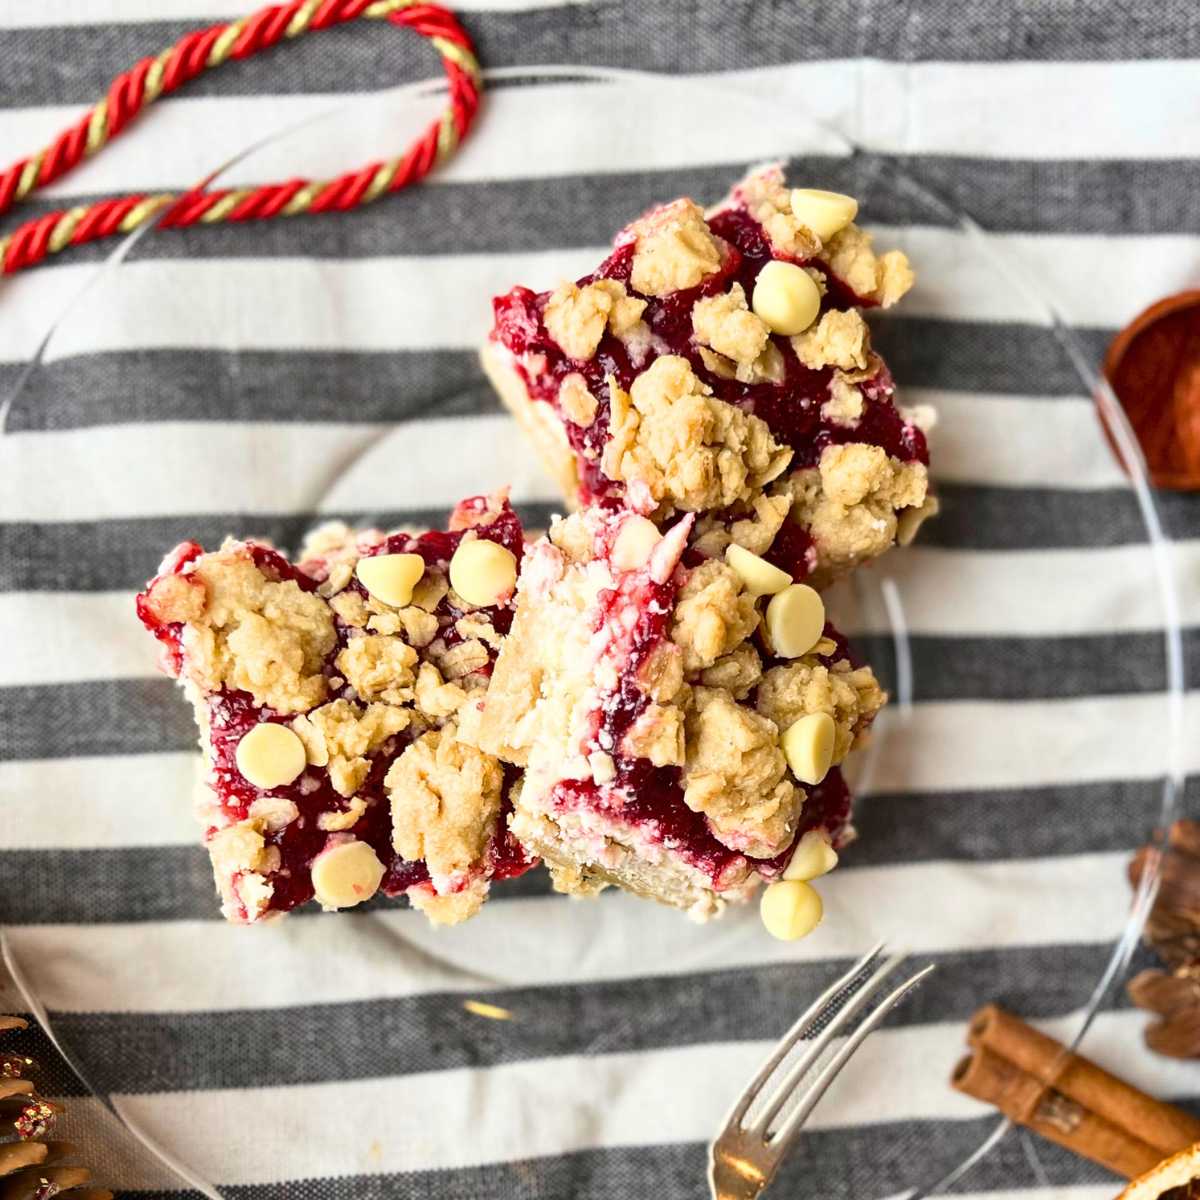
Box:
[724,941,886,1128]
[766,964,936,1155]
[753,952,909,1134]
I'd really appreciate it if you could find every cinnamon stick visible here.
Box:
[952,1005,1200,1178]
[952,1046,1166,1179]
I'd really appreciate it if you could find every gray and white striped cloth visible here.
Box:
[1,3,1198,1197]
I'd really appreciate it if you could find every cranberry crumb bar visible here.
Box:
[136,493,534,926]
[467,502,885,919]
[483,164,937,587]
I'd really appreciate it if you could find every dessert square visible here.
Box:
[136,493,534,926]
[484,163,937,587]
[468,502,885,919]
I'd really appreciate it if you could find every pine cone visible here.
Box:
[1129,822,1200,1059]
[0,1015,112,1199]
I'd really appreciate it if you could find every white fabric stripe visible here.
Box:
[915,391,1125,488]
[0,0,585,24]
[8,687,1198,851]
[893,228,1200,328]
[830,540,1199,638]
[3,853,1131,1012]
[1,229,1191,367]
[26,1011,1189,1188]
[0,79,846,206]
[0,417,564,522]
[0,592,157,685]
[3,63,1198,199]
[4,539,1196,689]
[0,395,1127,524]
[870,692,1192,794]
[0,753,198,848]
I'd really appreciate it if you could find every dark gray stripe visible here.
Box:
[0,350,495,433]
[925,482,1200,550]
[16,942,1145,1096]
[853,628,1194,703]
[0,322,1111,437]
[3,3,1198,110]
[853,776,1183,869]
[0,842,553,927]
[6,775,1195,925]
[219,1132,1134,1200]
[6,480,1198,596]
[0,504,544,592]
[13,154,1200,273]
[2,628,1191,762]
[871,320,1111,399]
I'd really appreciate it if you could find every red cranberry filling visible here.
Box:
[490,198,928,512]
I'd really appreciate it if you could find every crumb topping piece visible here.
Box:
[337,633,419,706]
[782,443,929,582]
[544,278,648,361]
[671,558,760,672]
[791,309,870,371]
[386,726,504,891]
[823,223,914,308]
[683,687,799,858]
[603,356,791,513]
[559,373,598,426]
[629,198,725,297]
[691,282,770,365]
[691,493,791,562]
[143,548,335,714]
[731,166,821,260]
[822,372,867,427]
[699,643,763,700]
[292,698,410,796]
[756,655,884,765]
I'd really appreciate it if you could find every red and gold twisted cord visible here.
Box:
[0,0,482,274]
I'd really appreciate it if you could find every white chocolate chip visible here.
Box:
[782,712,836,785]
[449,538,518,608]
[751,260,821,336]
[725,543,792,597]
[896,495,941,547]
[310,839,385,910]
[783,830,839,882]
[760,879,824,941]
[355,553,425,608]
[789,188,859,243]
[765,584,826,658]
[235,723,308,789]
[611,516,662,572]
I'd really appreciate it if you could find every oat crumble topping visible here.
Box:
[629,198,725,297]
[691,283,770,366]
[790,309,870,372]
[386,726,504,893]
[603,356,791,513]
[682,687,798,858]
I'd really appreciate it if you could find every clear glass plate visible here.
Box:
[0,68,1186,1199]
